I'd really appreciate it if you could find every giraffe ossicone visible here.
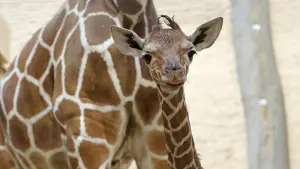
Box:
[112,15,223,169]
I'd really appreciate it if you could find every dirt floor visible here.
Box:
[0,0,299,169]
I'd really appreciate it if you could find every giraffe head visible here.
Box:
[111,15,223,90]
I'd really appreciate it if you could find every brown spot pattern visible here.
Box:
[32,113,62,150]
[165,132,175,153]
[109,45,136,97]
[27,44,50,79]
[64,26,83,95]
[18,29,41,72]
[169,106,188,132]
[19,154,30,168]
[169,121,190,144]
[9,116,30,151]
[124,101,133,116]
[116,0,142,14]
[80,52,120,106]
[157,86,171,98]
[123,15,133,29]
[56,99,80,125]
[53,61,62,101]
[133,14,146,38]
[42,65,54,96]
[135,86,160,125]
[146,130,167,155]
[79,140,110,169]
[124,101,134,136]
[0,150,16,168]
[162,113,171,131]
[161,102,173,116]
[139,59,153,81]
[0,111,6,131]
[42,8,66,46]
[54,13,78,61]
[175,136,192,156]
[85,15,116,45]
[169,88,183,106]
[2,74,18,114]
[78,0,87,12]
[84,0,118,17]
[17,78,48,118]
[30,151,47,169]
[85,109,121,144]
[66,132,75,153]
[146,0,159,32]
[65,116,81,140]
[69,156,79,168]
[174,152,193,169]
[50,151,70,169]
[68,0,78,9]
[168,155,174,167]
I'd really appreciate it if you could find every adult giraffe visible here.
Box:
[0,0,167,169]
[111,15,223,169]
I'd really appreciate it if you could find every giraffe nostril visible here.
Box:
[164,68,172,75]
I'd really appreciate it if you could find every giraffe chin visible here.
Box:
[160,80,185,89]
[160,76,186,86]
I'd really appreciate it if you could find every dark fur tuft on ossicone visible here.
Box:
[157,15,181,30]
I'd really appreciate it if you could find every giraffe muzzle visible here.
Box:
[161,66,186,85]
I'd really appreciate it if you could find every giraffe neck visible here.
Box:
[113,0,158,38]
[157,86,202,169]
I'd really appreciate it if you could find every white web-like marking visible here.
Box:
[159,88,198,167]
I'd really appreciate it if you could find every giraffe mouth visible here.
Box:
[161,80,185,87]
[160,76,186,86]
[155,75,185,87]
[167,82,184,87]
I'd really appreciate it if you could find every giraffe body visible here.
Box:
[0,0,169,169]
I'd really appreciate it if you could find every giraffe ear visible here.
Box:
[111,26,144,57]
[188,17,223,51]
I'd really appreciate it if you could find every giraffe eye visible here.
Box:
[188,50,196,62]
[141,54,152,64]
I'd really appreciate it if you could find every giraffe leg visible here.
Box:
[110,133,134,169]
[130,128,169,169]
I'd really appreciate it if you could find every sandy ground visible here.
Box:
[0,0,299,169]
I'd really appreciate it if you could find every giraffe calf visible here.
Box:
[112,15,223,169]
